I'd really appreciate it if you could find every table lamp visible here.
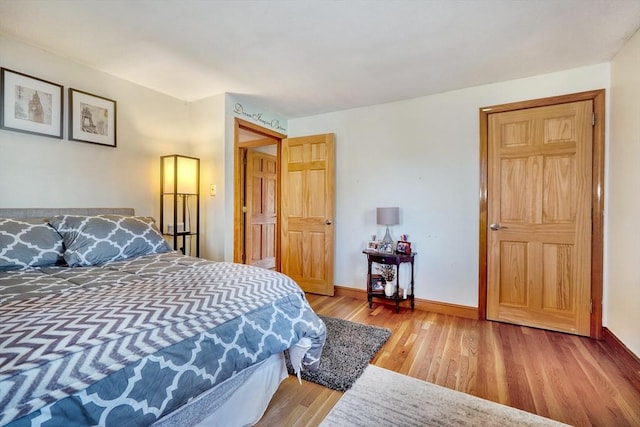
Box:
[377,207,399,245]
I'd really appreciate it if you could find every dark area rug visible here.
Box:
[286,315,392,391]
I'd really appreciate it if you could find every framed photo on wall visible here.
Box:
[69,88,117,147]
[0,68,63,138]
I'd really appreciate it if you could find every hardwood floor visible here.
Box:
[256,294,640,427]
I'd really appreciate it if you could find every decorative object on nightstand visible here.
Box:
[370,274,385,292]
[396,240,412,255]
[160,154,200,257]
[377,264,396,297]
[367,240,379,251]
[377,207,399,252]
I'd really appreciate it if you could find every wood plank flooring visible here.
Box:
[256,294,640,427]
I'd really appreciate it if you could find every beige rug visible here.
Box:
[320,365,569,427]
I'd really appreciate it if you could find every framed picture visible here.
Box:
[378,241,394,253]
[396,241,412,254]
[370,274,385,292]
[0,68,63,138]
[69,88,117,147]
[367,240,379,251]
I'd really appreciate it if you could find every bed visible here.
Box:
[0,208,326,427]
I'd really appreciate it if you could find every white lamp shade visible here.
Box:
[377,207,399,225]
[162,155,199,194]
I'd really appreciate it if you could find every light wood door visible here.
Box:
[245,150,277,269]
[281,134,335,295]
[487,100,593,336]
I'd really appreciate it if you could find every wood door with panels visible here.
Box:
[245,150,277,269]
[281,134,335,296]
[486,100,594,336]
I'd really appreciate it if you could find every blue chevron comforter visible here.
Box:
[0,252,326,426]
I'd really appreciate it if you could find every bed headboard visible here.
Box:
[0,208,135,219]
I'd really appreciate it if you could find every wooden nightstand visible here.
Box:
[363,250,416,313]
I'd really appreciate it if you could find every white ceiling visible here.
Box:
[1,0,640,118]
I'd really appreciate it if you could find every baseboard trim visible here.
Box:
[334,285,478,320]
[602,327,640,384]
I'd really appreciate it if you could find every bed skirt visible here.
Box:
[153,352,288,427]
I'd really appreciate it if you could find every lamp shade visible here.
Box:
[162,154,199,194]
[377,207,399,226]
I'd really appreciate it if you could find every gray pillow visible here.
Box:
[0,218,64,270]
[48,215,171,267]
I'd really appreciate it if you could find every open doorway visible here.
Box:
[233,118,286,270]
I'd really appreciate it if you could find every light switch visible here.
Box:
[210,184,217,196]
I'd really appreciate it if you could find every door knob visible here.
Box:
[490,223,507,231]
[325,219,333,225]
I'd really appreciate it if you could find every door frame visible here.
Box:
[233,118,286,268]
[478,89,605,339]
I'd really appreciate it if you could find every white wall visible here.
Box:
[0,36,190,218]
[288,64,610,308]
[188,94,226,260]
[608,29,640,357]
